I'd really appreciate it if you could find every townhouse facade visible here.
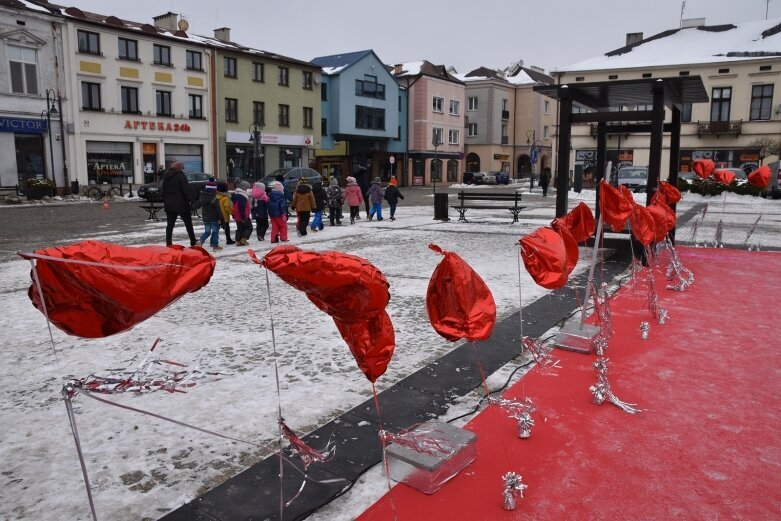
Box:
[0,0,69,192]
[312,50,406,185]
[201,28,322,181]
[392,61,464,187]
[554,18,781,185]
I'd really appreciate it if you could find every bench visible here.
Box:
[452,191,526,223]
[140,203,163,222]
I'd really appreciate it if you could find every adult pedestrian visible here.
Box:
[367,177,384,221]
[355,167,371,218]
[291,177,316,236]
[161,160,197,247]
[540,167,552,197]
[383,177,404,221]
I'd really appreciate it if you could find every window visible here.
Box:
[252,62,264,82]
[224,57,237,78]
[302,71,313,90]
[543,126,549,139]
[710,87,731,122]
[153,44,171,66]
[321,83,327,101]
[118,38,137,61]
[225,98,238,122]
[760,65,772,72]
[448,129,460,144]
[355,75,385,99]
[544,100,550,114]
[303,107,313,128]
[432,96,444,113]
[321,118,327,136]
[681,102,692,122]
[8,45,38,95]
[608,74,618,80]
[278,66,289,86]
[467,96,478,111]
[156,90,172,116]
[398,95,402,111]
[502,99,509,111]
[186,50,202,71]
[642,72,652,78]
[467,123,478,137]
[355,106,385,130]
[718,68,730,74]
[575,76,585,81]
[750,84,774,120]
[253,101,265,125]
[636,104,653,111]
[77,30,100,55]
[81,81,101,110]
[501,124,508,144]
[432,127,443,145]
[279,104,290,126]
[449,99,460,115]
[120,86,138,114]
[189,94,203,119]
[447,159,458,182]
[679,70,690,76]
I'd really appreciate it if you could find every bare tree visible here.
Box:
[749,137,780,165]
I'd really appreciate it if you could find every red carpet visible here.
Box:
[359,247,781,520]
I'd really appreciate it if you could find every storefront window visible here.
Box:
[165,144,204,173]
[447,159,458,182]
[279,147,301,169]
[226,144,264,180]
[86,141,132,185]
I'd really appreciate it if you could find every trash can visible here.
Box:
[434,192,449,221]
[70,181,80,195]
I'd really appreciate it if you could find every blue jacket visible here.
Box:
[268,191,287,218]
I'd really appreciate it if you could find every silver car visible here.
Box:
[617,166,648,192]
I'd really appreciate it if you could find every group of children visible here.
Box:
[193,175,405,251]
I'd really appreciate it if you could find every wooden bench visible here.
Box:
[140,203,163,221]
[452,191,526,223]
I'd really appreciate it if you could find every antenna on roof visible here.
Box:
[679,1,686,28]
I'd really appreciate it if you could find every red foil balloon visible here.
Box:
[599,181,635,232]
[748,165,771,188]
[551,201,596,243]
[629,205,656,246]
[693,159,715,180]
[520,227,569,290]
[21,241,216,338]
[658,181,682,205]
[645,205,669,242]
[713,169,736,185]
[557,226,579,274]
[256,245,395,383]
[426,244,496,343]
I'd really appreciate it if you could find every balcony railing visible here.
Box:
[697,120,742,137]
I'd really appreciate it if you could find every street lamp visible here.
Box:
[432,133,441,194]
[526,131,542,192]
[248,122,263,179]
[40,88,58,183]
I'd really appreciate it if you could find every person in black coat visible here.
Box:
[310,182,327,231]
[382,178,405,221]
[355,166,371,219]
[161,161,197,246]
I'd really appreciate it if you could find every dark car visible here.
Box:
[137,172,212,202]
[490,171,510,185]
[261,167,322,193]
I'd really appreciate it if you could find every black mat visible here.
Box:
[160,248,631,521]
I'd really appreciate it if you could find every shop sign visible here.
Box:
[0,116,47,134]
[124,120,191,132]
[225,131,313,146]
[413,176,424,186]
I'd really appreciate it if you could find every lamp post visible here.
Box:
[41,88,58,184]
[432,133,441,194]
[248,122,263,180]
[527,131,542,192]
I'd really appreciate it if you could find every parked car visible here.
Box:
[617,166,648,192]
[490,171,510,185]
[463,171,477,185]
[261,167,322,193]
[716,167,748,185]
[137,172,212,202]
[482,172,497,185]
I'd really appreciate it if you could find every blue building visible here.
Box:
[312,50,408,185]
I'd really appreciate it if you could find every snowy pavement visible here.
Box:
[1,190,779,520]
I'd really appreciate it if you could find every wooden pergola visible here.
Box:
[534,77,709,217]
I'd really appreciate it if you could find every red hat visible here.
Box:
[389,178,397,185]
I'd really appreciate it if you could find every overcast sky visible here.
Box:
[67,0,780,72]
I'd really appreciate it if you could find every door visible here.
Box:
[142,142,157,183]
[15,134,46,187]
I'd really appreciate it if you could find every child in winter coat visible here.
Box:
[343,176,364,225]
[382,177,405,221]
[268,181,289,243]
[367,177,384,221]
[215,182,235,244]
[192,181,226,251]
[326,177,343,225]
[310,182,327,232]
[231,181,253,246]
[291,177,316,236]
[251,182,269,241]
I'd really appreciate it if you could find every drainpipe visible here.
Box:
[51,22,71,193]
[512,83,517,181]
[209,46,219,177]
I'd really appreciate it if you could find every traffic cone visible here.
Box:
[102,195,110,209]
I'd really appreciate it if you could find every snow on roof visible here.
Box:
[558,18,781,72]
[16,0,54,13]
[391,61,424,76]
[506,69,537,85]
[311,50,373,73]
[321,65,347,75]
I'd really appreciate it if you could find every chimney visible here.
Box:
[393,64,403,75]
[625,32,644,46]
[153,12,178,32]
[681,17,706,28]
[214,27,231,42]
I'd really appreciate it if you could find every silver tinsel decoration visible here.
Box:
[639,321,650,340]
[521,336,561,375]
[501,472,528,510]
[517,411,535,439]
[589,358,642,415]
[489,396,536,438]
[664,237,695,292]
[588,282,613,356]
[657,308,668,325]
[743,215,762,250]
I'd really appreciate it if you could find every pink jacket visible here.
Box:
[344,183,364,206]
